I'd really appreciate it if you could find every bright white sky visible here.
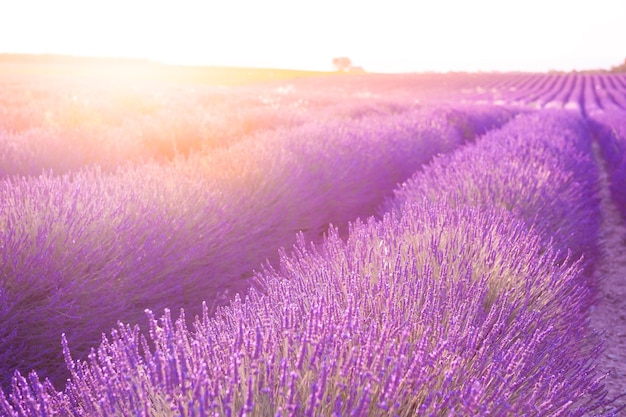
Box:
[0,0,624,73]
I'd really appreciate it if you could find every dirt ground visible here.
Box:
[589,142,626,413]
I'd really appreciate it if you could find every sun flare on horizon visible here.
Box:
[1,0,625,73]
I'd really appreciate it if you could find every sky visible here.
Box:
[0,0,624,73]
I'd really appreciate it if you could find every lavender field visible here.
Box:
[1,67,626,416]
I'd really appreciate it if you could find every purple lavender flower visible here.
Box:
[2,108,609,416]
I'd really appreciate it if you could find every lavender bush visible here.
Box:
[0,205,606,416]
[0,74,509,178]
[0,98,515,388]
[385,111,602,276]
[0,109,610,415]
[0,83,336,177]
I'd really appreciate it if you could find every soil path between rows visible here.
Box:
[589,141,626,413]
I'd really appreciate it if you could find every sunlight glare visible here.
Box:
[0,0,624,72]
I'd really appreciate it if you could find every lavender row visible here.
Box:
[0,78,427,177]
[0,104,514,388]
[445,72,626,116]
[3,72,622,180]
[1,110,609,415]
[0,82,295,175]
[0,74,501,178]
[386,110,602,276]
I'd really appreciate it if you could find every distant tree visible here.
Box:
[332,57,352,72]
